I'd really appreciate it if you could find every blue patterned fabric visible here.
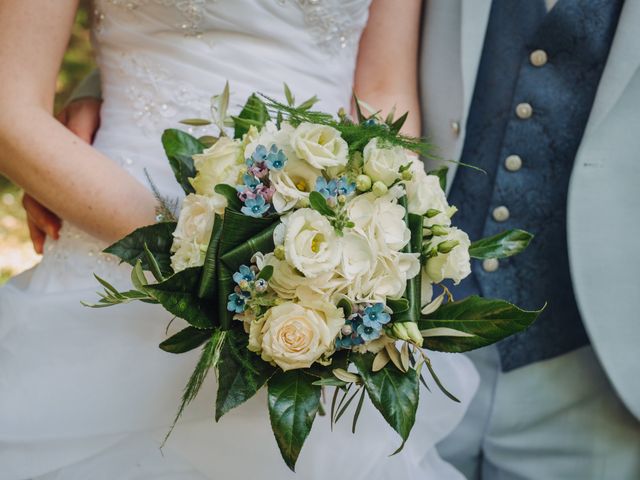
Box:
[448,0,624,371]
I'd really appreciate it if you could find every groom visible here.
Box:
[420,0,640,478]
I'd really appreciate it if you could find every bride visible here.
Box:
[0,1,478,478]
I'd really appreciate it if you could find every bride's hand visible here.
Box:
[23,98,102,253]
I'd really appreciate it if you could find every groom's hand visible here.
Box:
[24,98,102,253]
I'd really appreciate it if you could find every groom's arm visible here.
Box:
[353,0,423,137]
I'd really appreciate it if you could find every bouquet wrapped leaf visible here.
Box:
[87,83,542,470]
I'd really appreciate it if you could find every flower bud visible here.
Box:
[392,322,409,341]
[372,181,388,197]
[430,225,449,236]
[337,194,347,205]
[341,324,353,336]
[254,278,268,293]
[426,209,441,219]
[401,169,413,181]
[446,206,458,218]
[437,239,460,254]
[356,174,372,192]
[274,245,286,260]
[404,322,424,347]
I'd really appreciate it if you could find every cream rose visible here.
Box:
[363,138,408,186]
[424,227,471,284]
[251,302,344,371]
[290,122,349,170]
[190,137,244,211]
[283,208,341,278]
[170,194,223,271]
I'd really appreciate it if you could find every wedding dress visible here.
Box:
[0,1,479,478]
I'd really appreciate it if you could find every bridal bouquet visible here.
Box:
[88,84,541,470]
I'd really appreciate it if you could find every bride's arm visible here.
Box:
[0,1,157,243]
[353,0,423,137]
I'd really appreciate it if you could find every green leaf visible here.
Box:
[257,265,274,281]
[162,329,224,446]
[145,267,215,329]
[233,94,270,139]
[311,377,348,387]
[390,111,409,134]
[308,191,336,217]
[387,298,409,314]
[215,328,276,421]
[418,296,543,352]
[159,326,213,354]
[161,129,204,194]
[393,209,422,323]
[179,118,212,126]
[197,214,223,300]
[353,353,419,451]
[198,135,218,148]
[336,297,353,318]
[143,242,165,282]
[219,218,278,273]
[284,82,295,106]
[428,166,449,191]
[217,209,277,329]
[469,229,534,259]
[214,184,242,211]
[104,222,176,278]
[268,370,321,471]
[297,95,319,111]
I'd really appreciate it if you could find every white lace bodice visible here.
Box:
[42,0,371,281]
[92,0,370,137]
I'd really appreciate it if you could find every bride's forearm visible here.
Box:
[0,106,157,243]
[0,0,157,243]
[353,0,423,137]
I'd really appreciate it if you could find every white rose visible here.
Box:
[283,208,341,278]
[424,227,471,284]
[373,194,411,252]
[342,250,419,302]
[290,122,349,170]
[345,192,410,253]
[338,232,376,281]
[244,121,295,161]
[405,162,452,227]
[345,192,376,232]
[270,156,322,213]
[170,240,204,273]
[251,302,344,371]
[170,194,223,271]
[363,138,408,186]
[190,137,244,212]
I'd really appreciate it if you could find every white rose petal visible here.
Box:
[283,208,342,278]
[363,138,408,186]
[405,160,451,226]
[338,232,377,280]
[170,194,223,271]
[290,122,349,170]
[270,156,322,213]
[424,227,471,284]
[191,137,244,212]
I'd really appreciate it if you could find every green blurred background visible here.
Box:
[0,1,95,284]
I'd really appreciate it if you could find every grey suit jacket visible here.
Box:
[420,0,640,419]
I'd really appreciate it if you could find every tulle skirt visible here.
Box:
[0,225,479,479]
